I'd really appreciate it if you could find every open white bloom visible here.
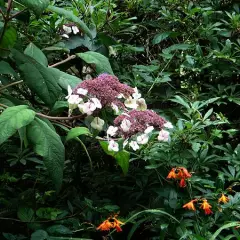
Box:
[72,26,79,35]
[108,140,119,152]
[91,98,102,109]
[120,119,132,132]
[132,87,141,99]
[63,25,72,34]
[124,97,138,109]
[78,101,96,115]
[90,117,105,131]
[164,122,174,129]
[137,98,147,111]
[157,129,170,142]
[68,95,82,111]
[129,141,140,151]
[111,103,119,114]
[144,126,154,134]
[107,126,118,137]
[77,88,88,96]
[137,134,149,145]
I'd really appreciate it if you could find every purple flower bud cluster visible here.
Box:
[73,74,134,109]
[114,110,167,138]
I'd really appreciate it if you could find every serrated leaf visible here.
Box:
[77,51,113,74]
[24,42,48,66]
[31,230,49,240]
[0,105,35,145]
[16,0,50,16]
[17,206,34,222]
[66,127,91,142]
[47,5,92,39]
[26,118,64,191]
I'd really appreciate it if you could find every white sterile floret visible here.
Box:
[90,117,105,131]
[107,126,118,137]
[137,98,147,111]
[124,97,138,109]
[120,119,132,132]
[123,139,129,148]
[77,88,88,95]
[129,141,140,151]
[65,85,73,99]
[164,122,174,129]
[157,129,170,142]
[62,34,69,39]
[108,140,119,152]
[111,103,120,114]
[63,25,72,34]
[144,126,154,134]
[91,98,102,109]
[78,101,96,115]
[72,26,79,35]
[137,134,149,145]
[132,87,141,99]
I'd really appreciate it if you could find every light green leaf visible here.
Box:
[77,51,113,75]
[163,44,193,54]
[24,42,48,66]
[26,118,64,191]
[0,105,35,145]
[47,5,92,39]
[31,230,49,240]
[171,95,190,109]
[50,68,82,90]
[66,127,91,142]
[210,222,240,240]
[16,0,50,16]
[152,32,171,45]
[17,206,34,222]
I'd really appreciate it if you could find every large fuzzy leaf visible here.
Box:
[26,118,65,191]
[12,49,61,107]
[16,0,50,16]
[47,5,92,39]
[0,105,35,145]
[77,51,113,74]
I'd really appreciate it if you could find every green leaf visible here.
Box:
[0,105,35,145]
[31,230,49,240]
[163,44,193,54]
[47,225,72,235]
[77,51,113,75]
[171,95,190,109]
[24,42,48,66]
[26,118,64,191]
[0,61,19,79]
[17,206,34,222]
[48,238,92,240]
[66,127,91,142]
[50,101,68,115]
[0,26,17,57]
[50,68,82,90]
[36,208,62,220]
[47,5,92,39]
[152,32,171,45]
[16,0,50,16]
[100,141,130,174]
[210,222,240,240]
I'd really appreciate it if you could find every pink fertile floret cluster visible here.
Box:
[114,110,167,138]
[73,73,134,108]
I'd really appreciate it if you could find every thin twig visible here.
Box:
[9,8,27,20]
[36,113,84,120]
[0,80,23,91]
[49,55,76,68]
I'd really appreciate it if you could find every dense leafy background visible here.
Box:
[0,0,240,239]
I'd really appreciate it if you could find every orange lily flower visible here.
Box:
[179,167,192,178]
[167,168,177,179]
[218,193,229,204]
[183,199,197,211]
[179,178,186,188]
[200,199,213,215]
[97,216,124,232]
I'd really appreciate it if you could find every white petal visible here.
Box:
[124,97,138,109]
[72,26,79,35]
[91,117,105,131]
[137,98,147,111]
[63,25,72,34]
[111,103,119,114]
[132,87,141,99]
[157,130,170,142]
[144,126,154,134]
[91,98,102,109]
[62,34,69,39]
[120,119,132,132]
[137,134,149,145]
[129,141,140,151]
[108,140,119,152]
[107,126,118,137]
[77,88,88,95]
[164,122,174,129]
